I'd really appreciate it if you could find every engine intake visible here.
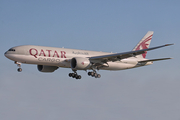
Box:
[71,57,91,70]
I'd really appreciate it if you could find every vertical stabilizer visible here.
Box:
[132,31,154,58]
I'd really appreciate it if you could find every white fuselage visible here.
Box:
[4,45,152,71]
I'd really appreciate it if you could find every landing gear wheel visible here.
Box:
[97,74,101,78]
[69,73,72,77]
[72,73,75,78]
[91,72,95,76]
[17,68,22,72]
[88,72,91,76]
[78,75,81,79]
[94,73,98,78]
[88,70,101,78]
[76,75,81,79]
[68,71,81,79]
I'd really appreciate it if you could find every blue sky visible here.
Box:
[0,1,179,120]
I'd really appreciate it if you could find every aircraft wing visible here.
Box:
[89,44,173,63]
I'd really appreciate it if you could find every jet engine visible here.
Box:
[37,65,58,72]
[71,57,92,70]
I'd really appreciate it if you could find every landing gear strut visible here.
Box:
[69,70,81,79]
[88,70,101,78]
[15,61,22,72]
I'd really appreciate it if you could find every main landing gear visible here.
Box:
[15,61,22,72]
[69,71,82,79]
[69,70,101,79]
[88,71,101,78]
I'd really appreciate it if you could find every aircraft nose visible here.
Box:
[4,51,8,57]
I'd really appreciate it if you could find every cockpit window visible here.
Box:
[8,48,15,51]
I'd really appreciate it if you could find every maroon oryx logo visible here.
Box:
[135,34,153,58]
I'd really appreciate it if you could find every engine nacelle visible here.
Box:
[71,57,92,70]
[37,65,58,72]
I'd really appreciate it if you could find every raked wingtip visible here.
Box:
[165,43,174,46]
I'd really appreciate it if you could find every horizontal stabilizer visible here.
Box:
[138,58,173,63]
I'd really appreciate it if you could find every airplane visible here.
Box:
[4,31,173,79]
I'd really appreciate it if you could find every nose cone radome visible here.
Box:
[4,51,8,58]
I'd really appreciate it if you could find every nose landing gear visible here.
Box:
[17,68,22,72]
[15,61,22,72]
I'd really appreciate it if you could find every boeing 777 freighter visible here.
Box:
[4,31,173,79]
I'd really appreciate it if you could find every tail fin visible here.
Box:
[132,31,154,58]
